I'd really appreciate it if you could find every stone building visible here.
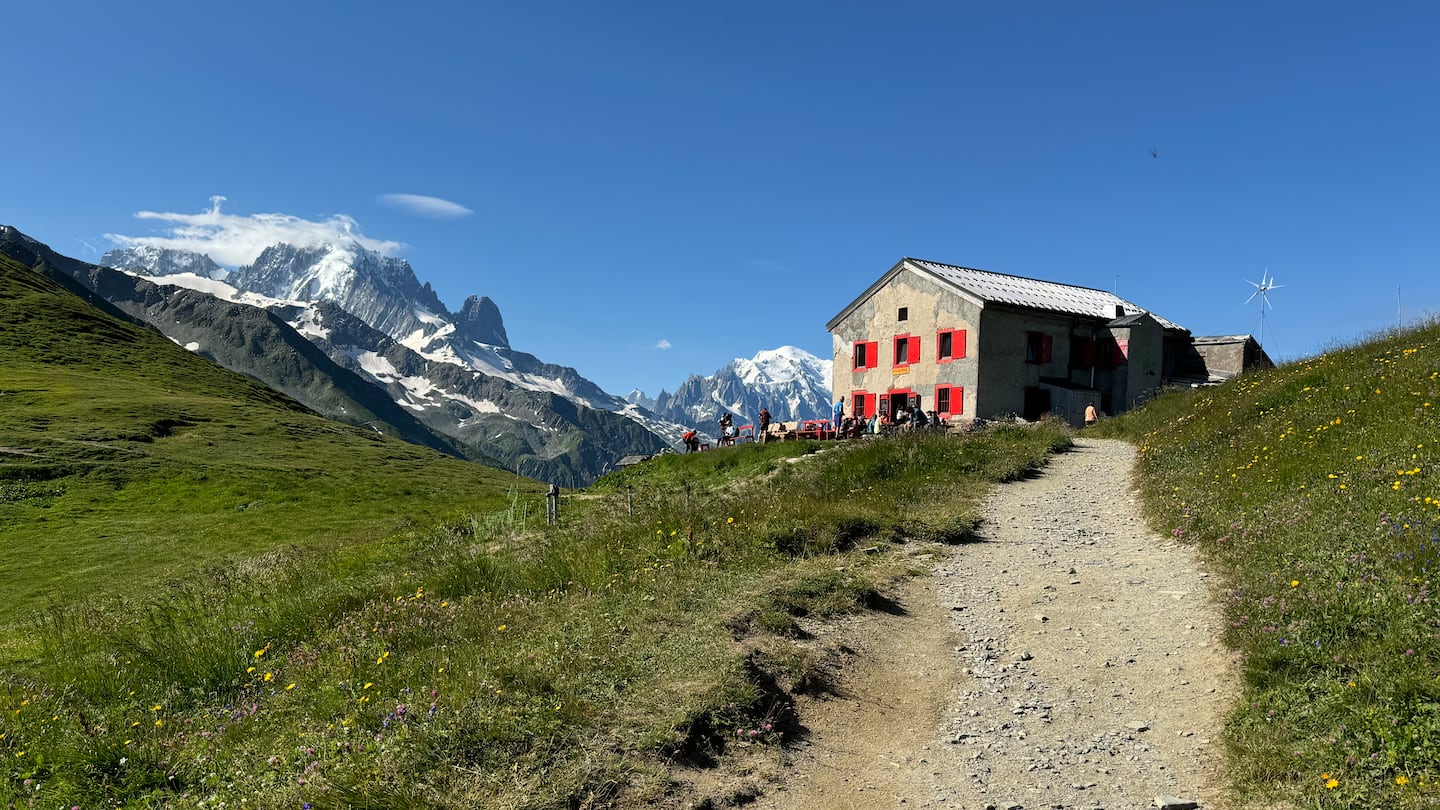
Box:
[826,258,1198,427]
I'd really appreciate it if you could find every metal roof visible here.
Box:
[907,258,1187,332]
[1191,334,1254,345]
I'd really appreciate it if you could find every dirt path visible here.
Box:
[751,438,1240,810]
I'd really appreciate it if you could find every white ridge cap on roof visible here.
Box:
[907,258,1186,332]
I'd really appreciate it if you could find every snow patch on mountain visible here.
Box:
[102,237,689,469]
[629,346,833,430]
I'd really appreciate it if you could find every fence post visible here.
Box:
[546,484,560,526]
[626,485,634,517]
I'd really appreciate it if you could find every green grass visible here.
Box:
[1,252,1074,806]
[0,254,529,627]
[1089,320,1440,808]
[0,424,1070,807]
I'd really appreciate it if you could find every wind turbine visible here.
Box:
[1245,268,1283,350]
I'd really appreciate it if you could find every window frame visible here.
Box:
[936,328,967,363]
[1025,331,1053,364]
[934,384,964,417]
[852,340,878,371]
[893,334,920,368]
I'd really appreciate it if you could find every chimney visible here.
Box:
[1115,304,1125,318]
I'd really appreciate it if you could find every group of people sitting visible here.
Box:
[835,405,943,438]
[682,409,767,453]
[680,405,944,453]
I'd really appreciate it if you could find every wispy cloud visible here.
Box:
[376,193,473,219]
[105,196,403,267]
[655,339,673,350]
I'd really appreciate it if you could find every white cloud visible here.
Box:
[105,196,404,268]
[655,339,672,350]
[376,193,473,219]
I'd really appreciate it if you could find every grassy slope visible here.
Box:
[0,251,530,626]
[1089,322,1440,808]
[1,345,1071,810]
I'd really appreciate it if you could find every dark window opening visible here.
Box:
[893,335,919,367]
[1025,331,1053,364]
[898,307,908,321]
[937,329,967,362]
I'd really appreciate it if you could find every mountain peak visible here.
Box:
[457,295,509,348]
[646,346,832,428]
[101,245,225,279]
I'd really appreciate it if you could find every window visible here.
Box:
[893,335,920,368]
[851,391,876,419]
[1025,331,1053,364]
[937,328,967,362]
[852,340,878,370]
[898,307,908,322]
[935,384,963,417]
[1069,336,1097,370]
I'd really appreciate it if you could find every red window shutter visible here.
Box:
[1041,334,1053,363]
[955,386,963,415]
[956,330,967,359]
[866,393,876,417]
[909,336,920,364]
[868,341,878,369]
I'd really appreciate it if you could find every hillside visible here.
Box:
[0,300,1071,810]
[0,250,528,623]
[1092,321,1440,807]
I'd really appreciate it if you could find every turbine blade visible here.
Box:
[1246,290,1259,304]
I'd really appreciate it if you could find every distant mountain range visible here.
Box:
[0,225,830,484]
[628,347,833,432]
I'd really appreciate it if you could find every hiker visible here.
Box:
[912,406,928,430]
[719,412,735,444]
[758,407,771,443]
[833,398,844,429]
[1084,401,1098,426]
[682,430,700,453]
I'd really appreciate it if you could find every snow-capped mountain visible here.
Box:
[103,244,225,279]
[81,240,686,484]
[631,346,833,431]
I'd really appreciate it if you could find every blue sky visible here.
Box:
[4,2,1437,396]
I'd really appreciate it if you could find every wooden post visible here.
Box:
[546,484,560,526]
[626,485,634,517]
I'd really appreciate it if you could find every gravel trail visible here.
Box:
[751,438,1239,810]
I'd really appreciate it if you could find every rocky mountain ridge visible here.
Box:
[630,346,833,431]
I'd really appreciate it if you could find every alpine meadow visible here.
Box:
[0,250,1071,807]
[1091,319,1440,808]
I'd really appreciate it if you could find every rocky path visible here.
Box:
[751,438,1239,810]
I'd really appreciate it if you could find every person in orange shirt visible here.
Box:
[1084,402,1098,426]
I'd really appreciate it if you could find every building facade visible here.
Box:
[826,258,1195,427]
